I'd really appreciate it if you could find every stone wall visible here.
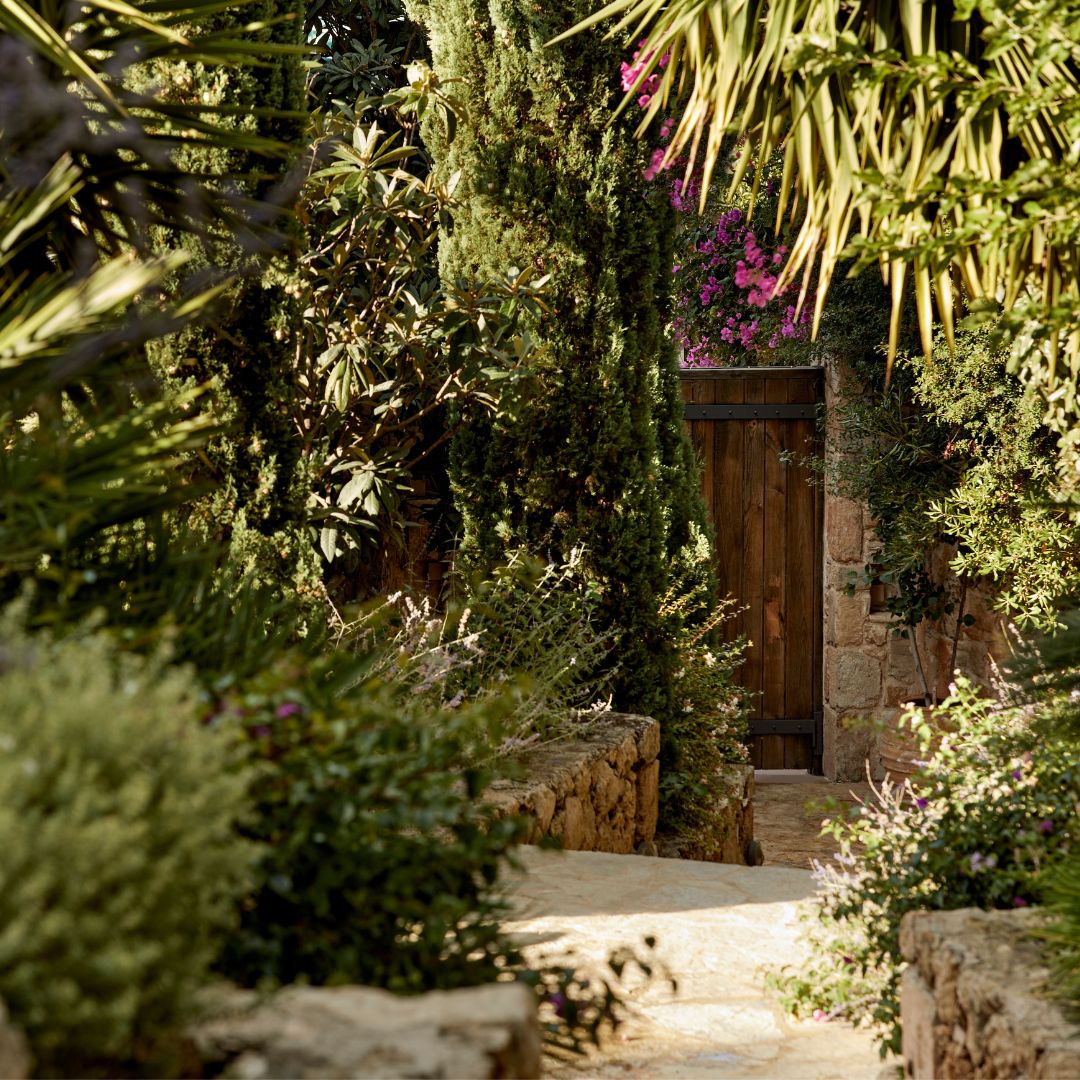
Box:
[483,713,659,853]
[193,982,540,1079]
[821,359,1007,781]
[900,907,1080,1079]
[655,764,755,864]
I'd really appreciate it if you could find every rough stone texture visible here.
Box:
[826,496,865,565]
[656,765,756,865]
[753,771,873,869]
[0,1002,30,1080]
[821,356,1008,781]
[900,907,1080,1079]
[192,983,541,1080]
[830,649,883,709]
[484,714,659,853]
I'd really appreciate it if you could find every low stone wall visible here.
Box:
[193,983,540,1079]
[900,907,1080,1079]
[656,764,756,864]
[483,713,659,853]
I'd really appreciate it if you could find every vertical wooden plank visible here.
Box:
[812,373,825,763]
[784,374,816,769]
[691,378,716,523]
[759,374,787,768]
[742,375,766,741]
[713,376,745,651]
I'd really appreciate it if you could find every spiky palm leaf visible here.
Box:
[0,0,301,628]
[1,0,308,267]
[555,1,1080,407]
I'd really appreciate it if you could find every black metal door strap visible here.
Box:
[749,712,824,756]
[683,403,818,420]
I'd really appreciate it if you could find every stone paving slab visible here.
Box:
[506,847,893,1078]
[754,771,875,870]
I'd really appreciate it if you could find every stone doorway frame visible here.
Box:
[821,358,1006,781]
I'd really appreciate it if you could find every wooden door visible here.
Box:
[681,367,824,771]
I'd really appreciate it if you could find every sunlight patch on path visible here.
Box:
[506,848,893,1079]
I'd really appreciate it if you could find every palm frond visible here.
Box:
[554,0,1080,393]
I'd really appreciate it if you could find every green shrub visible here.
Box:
[407,0,710,727]
[1045,846,1080,1014]
[214,653,525,991]
[299,82,546,596]
[771,678,1079,1056]
[0,617,256,1077]
[360,551,616,754]
[658,589,748,853]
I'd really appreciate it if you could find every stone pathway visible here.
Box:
[506,776,894,1078]
[754,770,874,869]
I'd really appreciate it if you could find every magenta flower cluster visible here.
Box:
[620,41,668,109]
[619,45,812,366]
[670,207,811,366]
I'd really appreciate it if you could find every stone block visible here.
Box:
[830,710,880,782]
[900,907,1080,1079]
[900,967,937,1080]
[530,787,555,834]
[634,760,659,845]
[826,587,866,648]
[821,703,840,779]
[865,616,890,648]
[192,983,541,1080]
[830,648,882,710]
[826,497,864,564]
[635,719,661,764]
[483,715,660,855]
[559,795,591,851]
[591,761,622,815]
[606,738,636,779]
[884,646,924,706]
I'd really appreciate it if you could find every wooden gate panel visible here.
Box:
[761,377,789,766]
[741,377,766,733]
[680,367,823,771]
[714,379,745,649]
[784,374,821,770]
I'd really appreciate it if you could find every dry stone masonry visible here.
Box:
[656,764,756,864]
[483,713,659,853]
[822,359,1007,781]
[192,983,540,1079]
[900,907,1080,1079]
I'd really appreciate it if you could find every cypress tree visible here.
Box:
[146,1,319,597]
[407,0,709,721]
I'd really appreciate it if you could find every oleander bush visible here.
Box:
[0,616,256,1077]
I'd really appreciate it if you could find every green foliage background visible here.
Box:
[406,0,709,723]
[144,0,321,600]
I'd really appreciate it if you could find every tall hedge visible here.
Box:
[147,0,319,598]
[407,0,708,720]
